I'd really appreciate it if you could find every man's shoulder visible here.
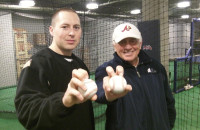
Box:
[95,59,116,77]
[147,58,166,74]
[32,48,51,59]
[150,58,164,68]
[72,53,85,63]
[30,48,53,68]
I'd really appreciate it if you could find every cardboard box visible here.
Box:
[13,28,27,39]
[33,33,46,45]
[16,59,27,78]
[13,28,30,59]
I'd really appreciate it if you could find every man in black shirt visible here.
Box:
[15,8,96,130]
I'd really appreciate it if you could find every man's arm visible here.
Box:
[15,63,70,129]
[162,67,176,128]
[15,58,96,129]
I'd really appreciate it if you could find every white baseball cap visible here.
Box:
[112,23,142,43]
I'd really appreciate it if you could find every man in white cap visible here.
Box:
[95,23,176,130]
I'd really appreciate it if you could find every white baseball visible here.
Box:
[109,76,127,94]
[78,79,97,99]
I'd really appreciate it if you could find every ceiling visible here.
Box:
[0,0,199,20]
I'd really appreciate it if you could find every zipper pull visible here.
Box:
[136,71,141,78]
[136,67,141,78]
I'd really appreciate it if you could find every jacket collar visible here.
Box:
[113,50,152,67]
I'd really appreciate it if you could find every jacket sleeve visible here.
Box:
[162,66,176,129]
[14,58,75,129]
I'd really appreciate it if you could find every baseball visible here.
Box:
[78,79,97,99]
[109,75,127,94]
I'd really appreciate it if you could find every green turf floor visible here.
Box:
[0,86,106,130]
[173,85,200,130]
[0,85,199,130]
[0,113,24,130]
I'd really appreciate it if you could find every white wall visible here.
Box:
[169,23,191,59]
[0,13,17,87]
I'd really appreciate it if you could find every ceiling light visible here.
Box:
[130,9,141,14]
[86,2,98,10]
[19,0,35,7]
[181,15,189,19]
[177,1,190,8]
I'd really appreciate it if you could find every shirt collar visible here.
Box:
[113,50,152,67]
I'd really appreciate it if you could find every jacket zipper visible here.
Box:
[135,67,141,78]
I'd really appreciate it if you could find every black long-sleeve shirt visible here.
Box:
[15,48,95,130]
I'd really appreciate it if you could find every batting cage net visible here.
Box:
[0,0,200,129]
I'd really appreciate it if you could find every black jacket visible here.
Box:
[15,48,95,130]
[95,50,176,130]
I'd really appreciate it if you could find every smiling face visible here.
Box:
[114,37,142,66]
[49,10,81,56]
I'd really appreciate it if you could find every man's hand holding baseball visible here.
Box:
[103,66,132,102]
[62,69,97,107]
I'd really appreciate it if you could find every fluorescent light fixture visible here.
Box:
[130,9,141,14]
[177,1,190,8]
[19,0,35,7]
[181,15,189,19]
[86,2,98,10]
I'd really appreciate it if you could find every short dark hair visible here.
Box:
[51,8,79,26]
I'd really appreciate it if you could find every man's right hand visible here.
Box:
[103,66,132,102]
[62,69,97,107]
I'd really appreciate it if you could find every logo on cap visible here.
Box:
[122,25,132,32]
